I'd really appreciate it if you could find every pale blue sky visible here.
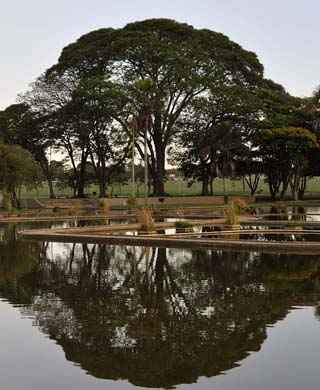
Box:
[1,0,319,109]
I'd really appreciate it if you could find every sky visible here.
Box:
[1,0,319,109]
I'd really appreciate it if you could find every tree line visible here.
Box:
[1,18,320,203]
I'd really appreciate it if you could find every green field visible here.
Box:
[21,177,320,199]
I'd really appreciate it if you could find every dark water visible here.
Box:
[1,225,320,389]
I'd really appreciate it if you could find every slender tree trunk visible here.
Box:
[153,145,166,196]
[47,178,55,199]
[11,190,20,209]
[99,181,107,198]
[268,181,277,201]
[202,177,209,196]
[209,179,213,195]
[40,159,56,199]
[77,174,86,198]
[280,178,290,200]
[298,176,307,200]
[77,153,88,198]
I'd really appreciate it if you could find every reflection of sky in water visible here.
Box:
[2,298,320,390]
[179,307,320,390]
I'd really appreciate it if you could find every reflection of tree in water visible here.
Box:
[1,233,320,388]
[0,225,41,305]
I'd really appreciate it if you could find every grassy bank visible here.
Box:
[20,177,320,199]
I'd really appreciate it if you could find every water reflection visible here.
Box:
[1,226,320,388]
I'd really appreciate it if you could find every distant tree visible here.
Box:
[0,144,42,208]
[255,127,318,200]
[21,71,130,198]
[172,85,260,195]
[0,104,55,197]
[20,74,91,198]
[236,151,263,196]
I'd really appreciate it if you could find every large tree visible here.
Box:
[45,18,264,195]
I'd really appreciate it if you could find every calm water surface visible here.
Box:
[1,223,320,389]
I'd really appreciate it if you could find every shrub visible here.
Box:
[176,208,185,218]
[2,192,12,212]
[99,198,110,213]
[232,197,249,212]
[127,195,137,210]
[69,202,82,216]
[224,201,240,226]
[137,207,154,231]
[175,221,192,229]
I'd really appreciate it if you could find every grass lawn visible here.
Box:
[21,177,320,199]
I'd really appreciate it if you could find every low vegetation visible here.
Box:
[137,207,154,232]
[175,221,193,230]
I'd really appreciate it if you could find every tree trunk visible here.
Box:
[298,176,307,200]
[11,190,20,209]
[280,187,287,200]
[209,180,213,195]
[47,177,56,199]
[77,158,87,198]
[202,177,209,196]
[40,158,56,199]
[153,145,166,196]
[268,181,277,201]
[99,181,107,198]
[77,175,86,198]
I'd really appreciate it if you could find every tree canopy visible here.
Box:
[0,143,42,208]
[42,18,264,195]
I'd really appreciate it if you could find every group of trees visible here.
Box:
[1,18,320,200]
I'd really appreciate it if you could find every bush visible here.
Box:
[137,207,154,231]
[2,192,12,212]
[175,221,192,229]
[127,195,137,210]
[99,198,110,213]
[224,201,240,226]
[232,197,249,212]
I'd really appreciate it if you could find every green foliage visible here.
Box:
[175,221,193,229]
[0,103,55,197]
[172,85,262,195]
[2,191,12,211]
[257,127,318,151]
[255,127,319,200]
[0,143,42,208]
[43,18,264,196]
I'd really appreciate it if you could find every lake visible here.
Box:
[1,223,320,389]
